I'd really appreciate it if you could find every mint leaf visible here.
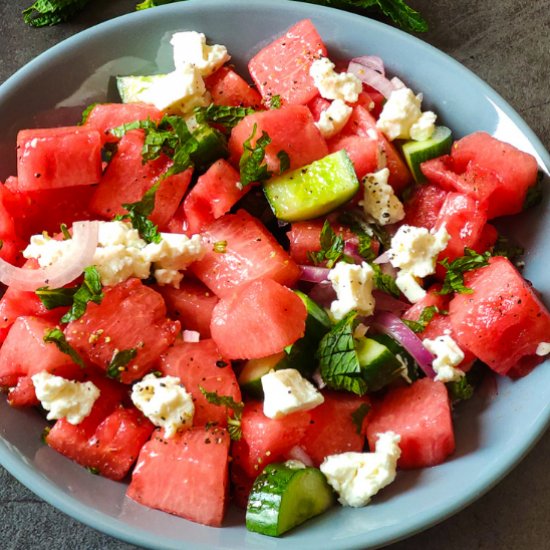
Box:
[23,0,91,27]
[239,123,272,187]
[60,266,104,323]
[351,402,370,434]
[277,150,290,174]
[43,328,84,368]
[371,262,400,298]
[59,223,71,240]
[317,312,368,396]
[136,0,178,9]
[36,287,77,310]
[79,103,98,125]
[374,0,428,32]
[402,305,443,334]
[439,248,491,295]
[308,220,348,268]
[194,104,255,131]
[199,386,244,441]
[106,348,138,380]
[523,171,544,210]
[492,234,524,262]
[269,95,282,109]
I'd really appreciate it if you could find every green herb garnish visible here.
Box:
[401,305,443,334]
[213,240,228,253]
[277,150,290,174]
[370,262,400,298]
[79,103,98,125]
[194,104,255,131]
[239,123,272,187]
[308,220,349,268]
[269,95,282,109]
[199,386,244,440]
[351,402,370,434]
[43,328,85,368]
[22,0,91,27]
[59,223,71,240]
[106,348,138,380]
[439,248,491,295]
[61,267,104,323]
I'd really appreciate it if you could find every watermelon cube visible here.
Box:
[205,66,262,108]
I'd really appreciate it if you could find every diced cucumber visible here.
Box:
[238,353,289,398]
[355,337,403,391]
[189,124,228,172]
[116,74,166,104]
[246,462,335,537]
[369,333,421,382]
[400,126,452,183]
[294,290,331,342]
[263,150,359,222]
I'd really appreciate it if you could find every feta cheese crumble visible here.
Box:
[261,368,324,419]
[361,168,405,226]
[536,342,550,356]
[23,221,205,288]
[131,374,195,438]
[309,57,362,103]
[315,99,353,138]
[395,271,427,304]
[171,31,230,77]
[31,372,100,425]
[423,334,465,383]
[320,431,401,507]
[328,261,376,321]
[376,87,436,141]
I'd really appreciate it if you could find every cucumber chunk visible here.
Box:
[189,123,228,172]
[369,333,421,382]
[263,150,359,222]
[116,74,166,104]
[356,337,404,391]
[238,353,289,398]
[246,462,335,536]
[400,126,452,182]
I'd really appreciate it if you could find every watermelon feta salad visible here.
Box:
[0,18,548,536]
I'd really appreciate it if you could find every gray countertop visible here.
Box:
[0,1,549,548]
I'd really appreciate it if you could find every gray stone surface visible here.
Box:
[0,0,548,548]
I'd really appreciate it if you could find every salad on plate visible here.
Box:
[0,18,547,537]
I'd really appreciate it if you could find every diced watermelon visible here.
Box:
[300,391,370,467]
[127,427,230,527]
[0,185,25,265]
[355,89,385,119]
[233,401,311,477]
[307,96,330,121]
[190,210,301,298]
[421,133,538,219]
[403,183,448,230]
[228,105,328,174]
[17,127,102,190]
[159,339,240,427]
[0,317,81,389]
[210,278,307,360]
[327,135,380,180]
[449,256,550,377]
[7,376,40,407]
[248,19,327,106]
[89,130,192,228]
[204,67,262,108]
[471,223,498,254]
[338,105,411,192]
[47,403,153,481]
[183,159,250,234]
[84,102,163,144]
[366,378,455,469]
[65,279,180,384]
[156,279,218,338]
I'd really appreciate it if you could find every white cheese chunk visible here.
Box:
[31,372,100,425]
[320,431,401,507]
[315,99,353,138]
[376,87,436,141]
[309,57,362,103]
[131,374,194,438]
[395,272,427,304]
[388,224,450,278]
[261,368,324,419]
[423,334,465,383]
[362,168,405,226]
[171,31,230,77]
[23,221,205,288]
[536,342,550,356]
[328,261,376,321]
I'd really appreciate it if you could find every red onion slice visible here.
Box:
[349,55,386,75]
[287,445,315,467]
[372,290,409,313]
[0,221,99,291]
[299,265,331,283]
[308,281,336,309]
[348,61,396,99]
[182,330,200,343]
[372,311,436,378]
[343,240,364,264]
[374,251,391,264]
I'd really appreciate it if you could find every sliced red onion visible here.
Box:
[372,311,436,378]
[287,446,315,468]
[343,240,363,264]
[299,265,331,284]
[372,290,409,313]
[349,55,386,76]
[182,330,200,343]
[312,368,327,389]
[0,221,99,291]
[374,251,391,264]
[348,61,396,99]
[308,281,336,309]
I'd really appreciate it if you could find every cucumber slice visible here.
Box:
[294,290,331,341]
[370,333,421,382]
[263,150,359,222]
[189,124,228,172]
[238,353,289,398]
[400,126,452,183]
[116,74,166,103]
[356,337,403,391]
[246,462,335,536]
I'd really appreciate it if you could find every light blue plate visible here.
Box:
[0,1,549,549]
